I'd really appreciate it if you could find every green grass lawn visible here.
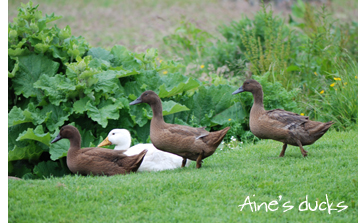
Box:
[8,129,358,222]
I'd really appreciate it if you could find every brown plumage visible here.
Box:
[232,79,333,157]
[129,90,230,168]
[51,125,147,176]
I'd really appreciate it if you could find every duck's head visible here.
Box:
[129,90,159,106]
[98,129,131,150]
[232,79,262,95]
[51,125,78,143]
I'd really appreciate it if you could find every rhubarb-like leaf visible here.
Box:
[16,125,52,146]
[158,73,200,98]
[12,54,59,98]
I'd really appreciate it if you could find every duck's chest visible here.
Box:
[249,110,274,139]
[249,118,269,139]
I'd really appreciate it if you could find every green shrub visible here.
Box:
[8,2,199,179]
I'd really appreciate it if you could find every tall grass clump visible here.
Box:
[308,57,358,130]
[240,4,292,84]
[289,2,346,95]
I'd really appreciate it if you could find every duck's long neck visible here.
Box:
[150,99,165,123]
[251,88,265,114]
[68,132,81,153]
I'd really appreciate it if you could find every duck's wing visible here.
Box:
[167,125,209,139]
[263,109,308,129]
[78,147,131,163]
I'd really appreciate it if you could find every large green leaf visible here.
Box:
[34,74,76,105]
[33,161,68,178]
[8,143,43,162]
[129,104,151,127]
[8,103,52,127]
[124,70,163,97]
[162,101,190,116]
[73,97,91,114]
[93,70,122,94]
[110,45,142,70]
[16,125,52,146]
[12,54,60,98]
[211,102,246,125]
[88,47,113,62]
[175,84,241,127]
[42,104,71,132]
[158,73,200,98]
[8,106,34,127]
[86,99,124,128]
[8,124,31,152]
[8,123,47,163]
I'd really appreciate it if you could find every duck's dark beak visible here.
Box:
[51,134,62,144]
[232,86,244,95]
[129,97,142,105]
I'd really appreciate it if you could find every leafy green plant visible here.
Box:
[8,2,200,179]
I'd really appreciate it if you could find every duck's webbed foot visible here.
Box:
[196,151,204,169]
[279,143,287,157]
[181,158,187,168]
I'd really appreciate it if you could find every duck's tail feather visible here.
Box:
[306,120,334,138]
[203,126,230,148]
[128,149,147,172]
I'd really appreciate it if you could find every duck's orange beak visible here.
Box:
[98,137,112,147]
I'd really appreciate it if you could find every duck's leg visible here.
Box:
[279,143,287,157]
[196,151,204,169]
[294,139,307,157]
[181,158,187,168]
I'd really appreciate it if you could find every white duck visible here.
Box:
[98,129,191,172]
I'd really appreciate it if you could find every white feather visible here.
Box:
[105,129,190,172]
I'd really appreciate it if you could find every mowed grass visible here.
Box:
[8,129,358,222]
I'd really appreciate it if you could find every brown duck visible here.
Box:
[232,79,333,157]
[51,125,147,176]
[129,90,230,168]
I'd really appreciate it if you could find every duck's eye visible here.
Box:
[112,133,115,135]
